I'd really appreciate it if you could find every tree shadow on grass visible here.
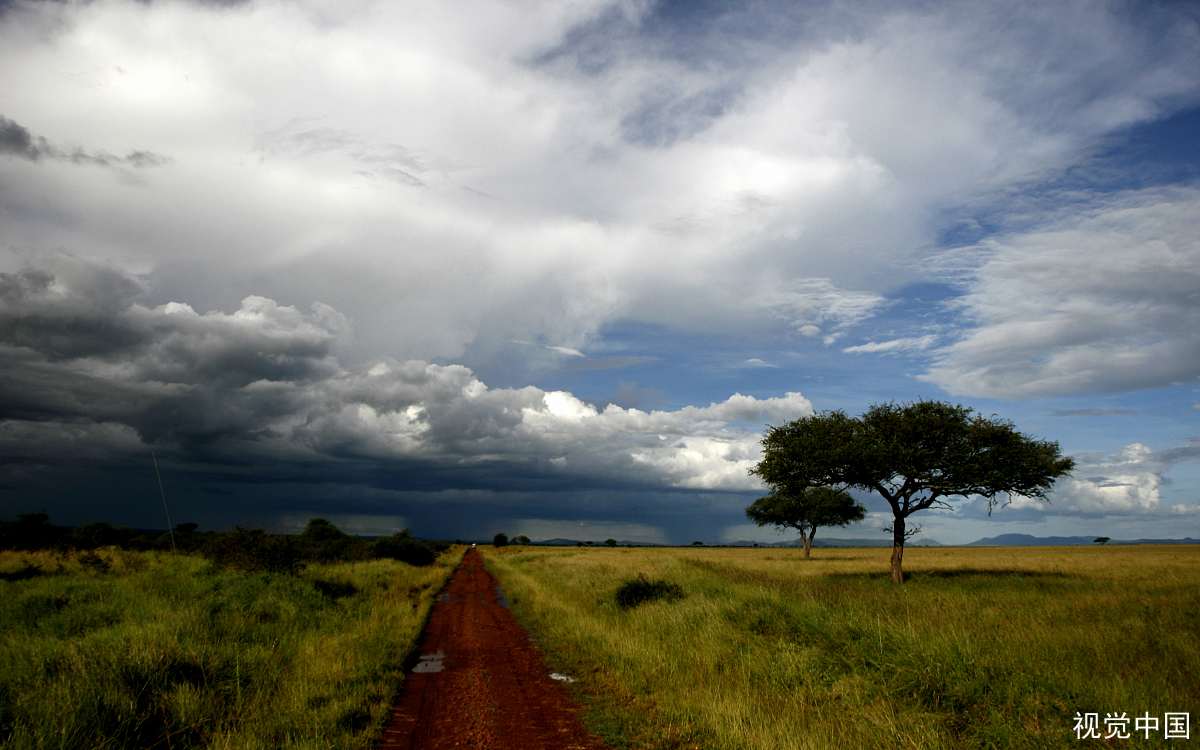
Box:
[826,569,1079,582]
[803,555,873,561]
[0,564,43,581]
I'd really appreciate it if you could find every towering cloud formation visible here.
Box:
[0,255,811,495]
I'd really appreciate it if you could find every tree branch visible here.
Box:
[882,522,922,541]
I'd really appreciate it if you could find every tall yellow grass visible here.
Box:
[483,545,1200,749]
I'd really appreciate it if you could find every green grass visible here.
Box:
[0,546,462,750]
[481,545,1200,750]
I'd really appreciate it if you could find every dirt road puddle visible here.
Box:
[411,652,445,674]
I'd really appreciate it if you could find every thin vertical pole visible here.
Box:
[153,450,177,553]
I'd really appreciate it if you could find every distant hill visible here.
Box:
[723,537,942,548]
[965,534,1200,546]
[533,538,660,547]
[813,537,943,547]
[723,537,940,548]
[526,534,1200,548]
[966,534,1096,546]
[533,537,944,548]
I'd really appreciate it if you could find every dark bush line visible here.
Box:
[614,574,685,608]
[0,512,449,572]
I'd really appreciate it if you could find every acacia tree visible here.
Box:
[745,486,866,559]
[750,401,1075,583]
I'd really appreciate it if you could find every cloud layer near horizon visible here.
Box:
[1,253,1195,537]
[0,255,812,495]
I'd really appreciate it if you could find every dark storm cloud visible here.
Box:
[66,148,171,170]
[0,114,168,170]
[0,255,811,516]
[0,255,347,454]
[0,115,42,160]
[0,257,342,379]
[0,262,148,359]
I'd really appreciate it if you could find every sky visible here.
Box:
[1,0,1198,545]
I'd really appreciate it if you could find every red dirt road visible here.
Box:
[376,548,608,750]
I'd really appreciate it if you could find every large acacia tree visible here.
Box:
[745,487,866,559]
[750,401,1075,583]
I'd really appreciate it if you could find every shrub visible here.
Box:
[70,521,123,550]
[373,532,438,567]
[493,533,508,548]
[301,517,346,542]
[76,550,112,573]
[202,527,300,574]
[0,512,62,551]
[614,574,684,609]
[0,563,43,582]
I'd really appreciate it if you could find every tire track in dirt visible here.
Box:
[377,548,608,750]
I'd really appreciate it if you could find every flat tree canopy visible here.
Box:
[750,400,1075,583]
[301,518,348,542]
[745,487,865,559]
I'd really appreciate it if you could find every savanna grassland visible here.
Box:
[0,545,462,750]
[482,544,1200,750]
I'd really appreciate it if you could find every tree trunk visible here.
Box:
[802,526,815,559]
[890,516,905,584]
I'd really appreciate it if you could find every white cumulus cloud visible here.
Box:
[1003,442,1200,517]
[843,335,937,354]
[923,187,1200,398]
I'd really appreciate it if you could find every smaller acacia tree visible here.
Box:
[746,487,866,559]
